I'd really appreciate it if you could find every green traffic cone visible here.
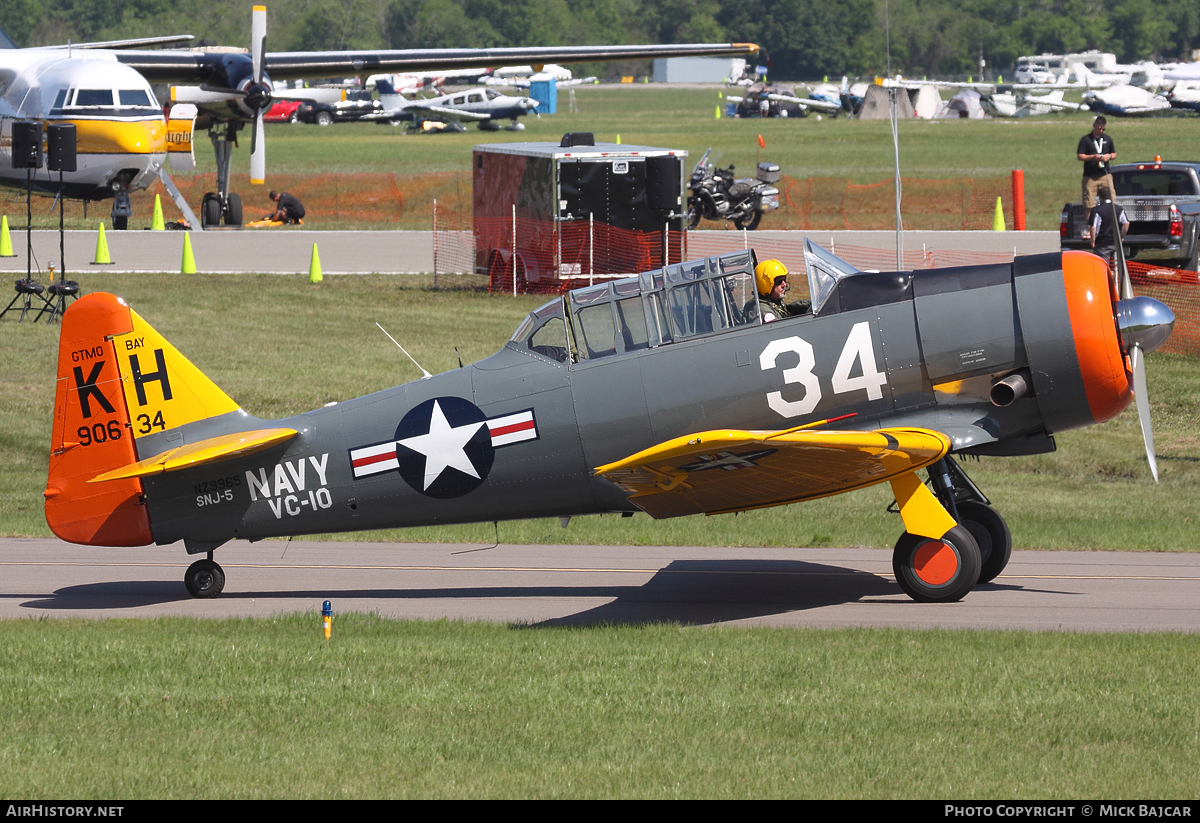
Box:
[0,215,14,257]
[309,243,323,283]
[993,197,1007,232]
[181,232,197,273]
[151,194,165,230]
[91,222,113,265]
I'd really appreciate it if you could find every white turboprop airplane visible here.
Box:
[0,5,756,230]
[362,81,538,131]
[885,75,1083,118]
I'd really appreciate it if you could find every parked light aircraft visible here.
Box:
[1085,83,1172,117]
[363,80,538,131]
[45,242,1173,604]
[0,5,756,228]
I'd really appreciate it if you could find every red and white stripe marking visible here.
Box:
[349,441,399,479]
[487,410,537,447]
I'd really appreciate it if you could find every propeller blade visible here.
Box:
[1130,343,1159,482]
[250,111,265,184]
[251,5,267,85]
[172,86,241,104]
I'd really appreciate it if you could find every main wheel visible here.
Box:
[733,210,763,231]
[112,215,128,231]
[184,559,225,599]
[956,501,1012,585]
[201,193,221,228]
[892,525,981,603]
[225,192,243,226]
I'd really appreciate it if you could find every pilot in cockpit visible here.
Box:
[754,259,811,322]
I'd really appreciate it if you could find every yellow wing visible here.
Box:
[595,426,953,529]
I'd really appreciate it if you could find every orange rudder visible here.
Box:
[45,293,153,546]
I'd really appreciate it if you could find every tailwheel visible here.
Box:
[184,558,226,599]
[892,525,981,603]
[956,501,1012,585]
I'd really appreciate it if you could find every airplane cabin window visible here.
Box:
[75,89,114,107]
[468,93,484,103]
[52,88,68,110]
[452,96,465,105]
[528,317,569,363]
[118,89,154,108]
[615,297,650,352]
[574,304,617,360]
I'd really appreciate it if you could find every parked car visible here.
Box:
[264,100,302,123]
[1061,160,1200,270]
[296,90,381,125]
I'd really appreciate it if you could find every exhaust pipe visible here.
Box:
[990,370,1031,407]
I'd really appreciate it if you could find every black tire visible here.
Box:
[733,209,763,231]
[112,215,127,231]
[957,501,1012,585]
[316,111,333,126]
[892,525,981,603]
[225,192,243,227]
[184,559,225,599]
[201,194,221,228]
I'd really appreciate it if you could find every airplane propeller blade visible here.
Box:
[250,111,265,184]
[251,5,267,85]
[1110,197,1174,482]
[1130,344,1158,482]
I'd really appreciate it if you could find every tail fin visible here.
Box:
[45,293,240,546]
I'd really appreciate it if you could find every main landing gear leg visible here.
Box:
[184,551,226,599]
[201,126,244,229]
[927,457,1012,585]
[887,458,1012,603]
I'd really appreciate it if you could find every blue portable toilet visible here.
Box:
[529,75,557,114]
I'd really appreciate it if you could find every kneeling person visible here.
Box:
[267,190,306,224]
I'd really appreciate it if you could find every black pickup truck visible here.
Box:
[1060,161,1200,270]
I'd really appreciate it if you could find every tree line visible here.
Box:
[3,0,1198,80]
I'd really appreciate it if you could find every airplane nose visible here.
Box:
[1117,296,1175,354]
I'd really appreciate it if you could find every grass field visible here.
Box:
[3,616,1199,799]
[3,272,1197,551]
[4,85,1196,231]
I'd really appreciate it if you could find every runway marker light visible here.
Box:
[322,600,332,639]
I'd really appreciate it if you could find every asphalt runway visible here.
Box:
[3,537,1198,631]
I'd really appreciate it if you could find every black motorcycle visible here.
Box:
[686,148,781,231]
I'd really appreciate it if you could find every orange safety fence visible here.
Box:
[1127,261,1200,356]
[127,171,1016,232]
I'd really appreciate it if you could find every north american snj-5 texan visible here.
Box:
[46,240,1174,604]
[0,5,756,228]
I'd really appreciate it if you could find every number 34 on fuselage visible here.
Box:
[44,242,1174,603]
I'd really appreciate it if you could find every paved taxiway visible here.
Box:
[2,538,1198,631]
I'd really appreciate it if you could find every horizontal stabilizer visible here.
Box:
[595,426,951,519]
[89,428,298,483]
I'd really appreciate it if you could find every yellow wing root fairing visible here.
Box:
[89,428,298,483]
[595,427,953,520]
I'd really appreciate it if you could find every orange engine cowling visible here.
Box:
[1061,250,1132,426]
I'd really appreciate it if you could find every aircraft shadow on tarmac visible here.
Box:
[15,559,928,620]
[19,560,1038,624]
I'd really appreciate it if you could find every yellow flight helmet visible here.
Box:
[755,259,788,295]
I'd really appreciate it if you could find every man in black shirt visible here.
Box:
[1077,116,1116,210]
[267,190,306,224]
